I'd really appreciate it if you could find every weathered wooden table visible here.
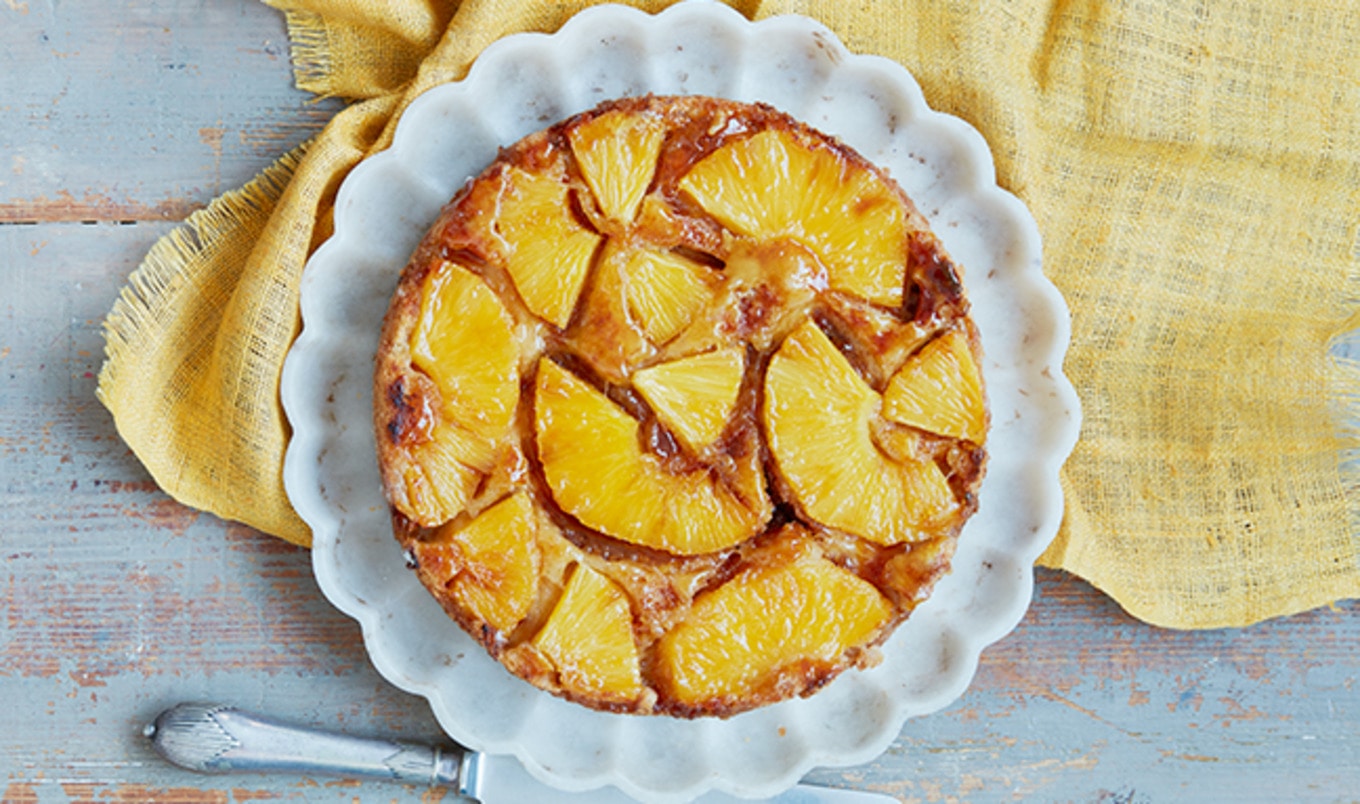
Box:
[4,2,1357,801]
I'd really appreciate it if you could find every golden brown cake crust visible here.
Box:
[372,95,988,718]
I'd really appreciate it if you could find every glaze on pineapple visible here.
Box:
[374,96,988,718]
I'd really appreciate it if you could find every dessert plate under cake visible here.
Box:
[282,3,1079,801]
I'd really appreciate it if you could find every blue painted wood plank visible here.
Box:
[0,0,339,222]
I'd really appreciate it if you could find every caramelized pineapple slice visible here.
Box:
[632,348,744,452]
[882,328,987,444]
[410,262,519,437]
[394,262,519,527]
[398,423,492,527]
[678,129,908,307]
[619,246,714,345]
[534,359,765,555]
[763,319,957,544]
[417,492,540,633]
[568,109,666,225]
[531,562,644,703]
[655,539,892,706]
[534,359,668,541]
[565,241,657,384]
[664,462,770,558]
[821,290,934,385]
[492,164,602,327]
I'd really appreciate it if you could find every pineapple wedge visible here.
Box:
[531,562,645,703]
[619,246,714,345]
[534,359,669,542]
[569,241,713,382]
[764,319,958,543]
[410,262,519,437]
[417,492,541,633]
[491,164,601,328]
[883,328,987,444]
[568,109,666,225]
[678,129,908,307]
[820,290,935,386]
[565,240,658,384]
[632,348,744,452]
[534,359,764,555]
[655,538,892,707]
[392,262,519,527]
[398,426,484,527]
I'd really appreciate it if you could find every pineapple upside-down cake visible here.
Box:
[373,95,988,718]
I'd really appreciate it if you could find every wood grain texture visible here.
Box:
[2,1,1357,802]
[0,0,338,222]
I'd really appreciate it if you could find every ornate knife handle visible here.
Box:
[145,703,466,788]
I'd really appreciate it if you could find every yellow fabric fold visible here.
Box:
[98,93,398,546]
[97,0,1358,628]
[270,0,457,98]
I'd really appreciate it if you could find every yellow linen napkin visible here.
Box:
[97,0,1358,629]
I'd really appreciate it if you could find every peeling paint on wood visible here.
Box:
[0,191,203,224]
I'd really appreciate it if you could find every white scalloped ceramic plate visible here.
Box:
[281,2,1080,801]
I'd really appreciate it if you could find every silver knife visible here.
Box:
[147,703,897,804]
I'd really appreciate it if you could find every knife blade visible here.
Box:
[146,703,897,804]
